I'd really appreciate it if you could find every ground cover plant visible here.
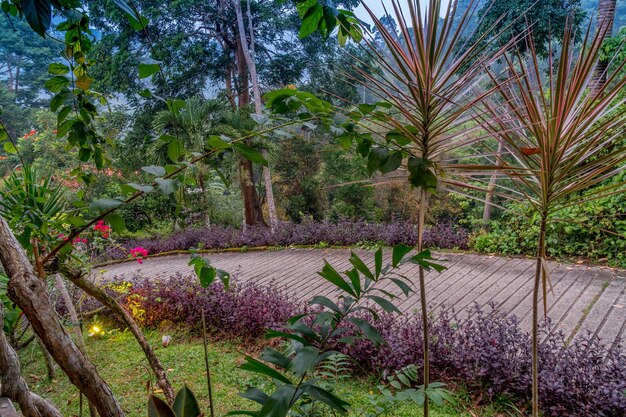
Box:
[62,273,626,416]
[107,220,469,260]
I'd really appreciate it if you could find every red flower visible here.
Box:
[94,220,111,238]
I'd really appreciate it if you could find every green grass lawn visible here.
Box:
[19,330,506,417]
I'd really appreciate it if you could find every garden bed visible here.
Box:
[105,220,469,260]
[63,274,626,417]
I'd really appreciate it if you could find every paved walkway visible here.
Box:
[98,249,626,347]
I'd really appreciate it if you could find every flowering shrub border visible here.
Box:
[69,273,625,416]
[105,220,469,260]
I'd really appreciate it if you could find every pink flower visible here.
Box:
[130,246,148,264]
[73,237,88,244]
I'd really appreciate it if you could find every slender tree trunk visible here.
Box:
[59,268,175,404]
[592,0,617,94]
[233,0,278,231]
[416,188,430,417]
[0,303,63,417]
[482,141,504,231]
[14,54,21,95]
[54,274,98,417]
[531,214,548,417]
[37,336,56,381]
[0,217,124,417]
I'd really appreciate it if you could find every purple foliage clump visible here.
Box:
[109,220,468,259]
[335,304,625,417]
[70,274,624,415]
[101,274,299,340]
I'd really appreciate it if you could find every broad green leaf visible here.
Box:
[408,157,438,193]
[234,143,267,165]
[122,182,154,194]
[155,177,176,195]
[409,250,447,272]
[3,142,16,154]
[265,329,309,345]
[22,0,51,36]
[139,88,152,98]
[392,244,413,267]
[318,261,356,297]
[260,347,291,369]
[89,198,123,210]
[257,385,298,417]
[288,346,320,377]
[198,265,216,288]
[299,4,324,39]
[142,165,166,177]
[172,385,202,417]
[239,387,269,405]
[345,267,361,297]
[44,76,69,93]
[208,135,231,149]
[374,247,383,278]
[167,139,184,162]
[147,395,176,417]
[303,385,350,413]
[347,316,384,345]
[366,295,400,314]
[48,63,69,75]
[390,277,412,296]
[240,356,292,384]
[349,252,374,280]
[104,213,126,233]
[310,295,342,313]
[138,62,160,79]
[380,151,403,173]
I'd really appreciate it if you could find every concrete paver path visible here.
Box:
[98,249,626,347]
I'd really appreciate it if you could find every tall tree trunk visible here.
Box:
[482,141,504,231]
[59,268,175,404]
[592,0,617,94]
[0,303,63,417]
[234,0,278,231]
[0,217,124,417]
[235,30,265,227]
[54,274,98,417]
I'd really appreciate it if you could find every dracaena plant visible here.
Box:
[327,1,512,415]
[224,245,446,417]
[479,20,626,417]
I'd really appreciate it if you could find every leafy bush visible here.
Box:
[472,174,626,267]
[107,220,469,259]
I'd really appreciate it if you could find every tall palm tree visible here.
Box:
[480,21,626,417]
[151,97,239,228]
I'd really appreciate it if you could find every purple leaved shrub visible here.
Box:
[82,274,299,341]
[72,273,624,416]
[108,220,468,259]
[334,304,625,417]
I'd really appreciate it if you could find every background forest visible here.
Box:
[2,0,626,266]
